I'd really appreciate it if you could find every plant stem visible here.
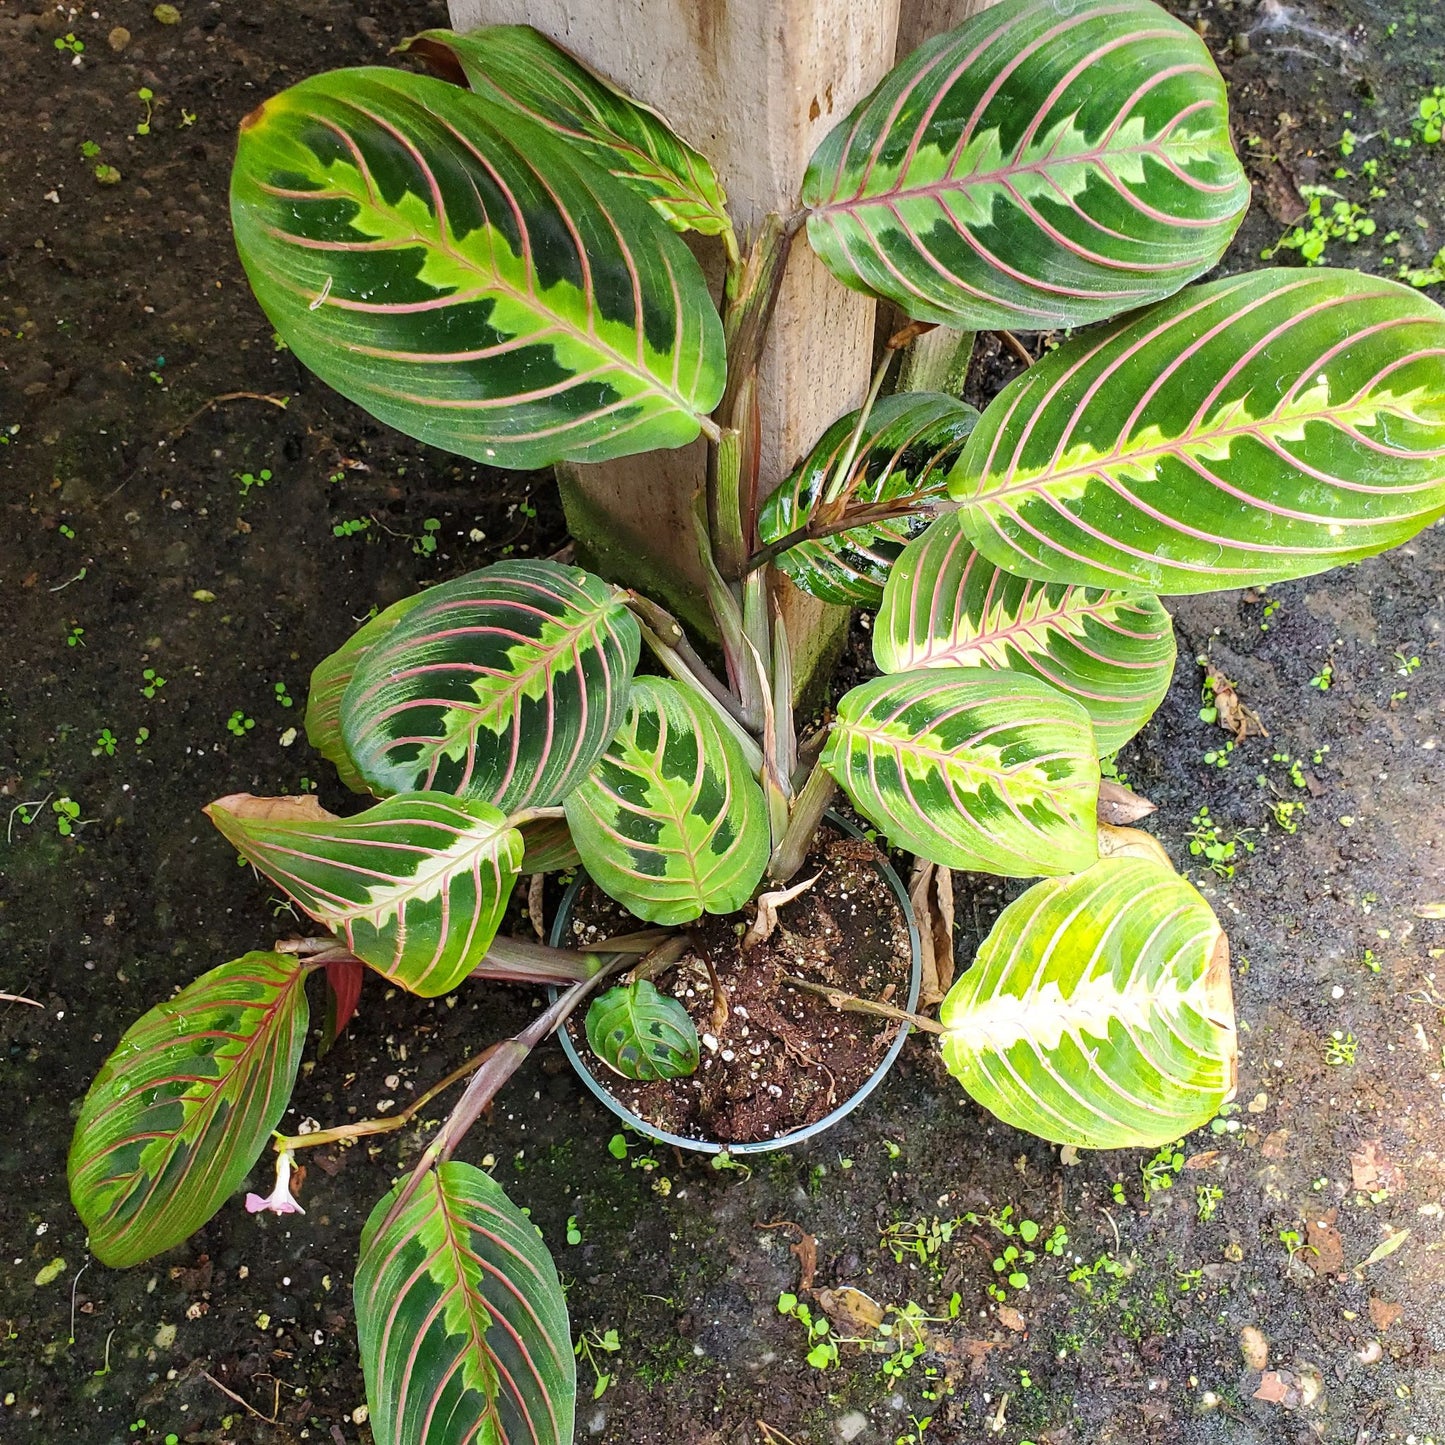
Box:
[781,975,943,1034]
[821,348,896,508]
[768,761,837,883]
[627,591,750,728]
[375,959,629,1237]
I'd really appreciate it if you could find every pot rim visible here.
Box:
[548,810,923,1155]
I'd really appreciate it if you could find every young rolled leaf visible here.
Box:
[585,979,701,1080]
[68,952,309,1269]
[356,1161,574,1445]
[939,857,1236,1149]
[399,26,732,240]
[953,268,1445,592]
[802,0,1247,331]
[306,593,428,794]
[340,561,641,812]
[206,793,523,999]
[821,670,1099,876]
[517,816,582,874]
[757,392,978,606]
[231,66,724,469]
[564,677,770,925]
[874,513,1175,753]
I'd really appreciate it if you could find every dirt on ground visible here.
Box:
[1,1,1443,1444]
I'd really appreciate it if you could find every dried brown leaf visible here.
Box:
[1096,780,1157,825]
[996,1304,1027,1333]
[1350,1141,1404,1194]
[909,858,956,1006]
[1183,1150,1220,1171]
[1368,1297,1402,1331]
[1254,1370,1301,1407]
[1096,823,1173,870]
[815,1286,884,1334]
[743,873,819,954]
[1305,1210,1344,1275]
[1261,1129,1290,1160]
[1202,663,1268,741]
[1240,1324,1269,1370]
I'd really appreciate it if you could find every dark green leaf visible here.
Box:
[69,952,308,1268]
[232,67,724,468]
[585,980,700,1080]
[356,1161,574,1445]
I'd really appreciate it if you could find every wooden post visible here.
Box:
[444,0,997,680]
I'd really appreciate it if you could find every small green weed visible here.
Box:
[1141,1141,1185,1202]
[66,625,85,648]
[574,1327,621,1399]
[140,668,166,699]
[333,517,371,539]
[53,797,82,836]
[1196,1184,1223,1223]
[1262,185,1375,265]
[226,710,255,737]
[272,681,294,709]
[237,468,271,499]
[135,87,154,135]
[1324,1030,1357,1066]
[1308,662,1334,691]
[1415,86,1445,144]
[54,32,84,55]
[92,729,117,758]
[1187,807,1253,879]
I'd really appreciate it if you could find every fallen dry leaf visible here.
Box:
[1355,1227,1409,1273]
[743,873,819,953]
[1240,1324,1269,1370]
[1351,1141,1404,1195]
[1261,1129,1290,1160]
[1305,1210,1344,1276]
[996,1305,1027,1333]
[1254,1370,1302,1408]
[1096,823,1173,870]
[815,1286,884,1334]
[908,857,955,1007]
[1183,1149,1220,1171]
[756,1220,817,1294]
[1368,1297,1403,1332]
[1202,662,1268,741]
[1096,780,1157,826]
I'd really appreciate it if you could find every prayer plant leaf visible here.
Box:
[399,26,732,239]
[564,677,770,925]
[68,951,309,1269]
[939,857,1236,1148]
[757,392,979,606]
[206,792,523,999]
[873,513,1175,753]
[306,593,428,794]
[802,0,1248,331]
[231,66,725,470]
[339,561,641,812]
[952,268,1445,592]
[821,670,1099,876]
[585,980,701,1080]
[356,1161,574,1445]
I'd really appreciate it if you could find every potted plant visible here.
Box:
[68,0,1445,1439]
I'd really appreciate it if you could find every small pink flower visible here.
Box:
[245,1149,305,1216]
